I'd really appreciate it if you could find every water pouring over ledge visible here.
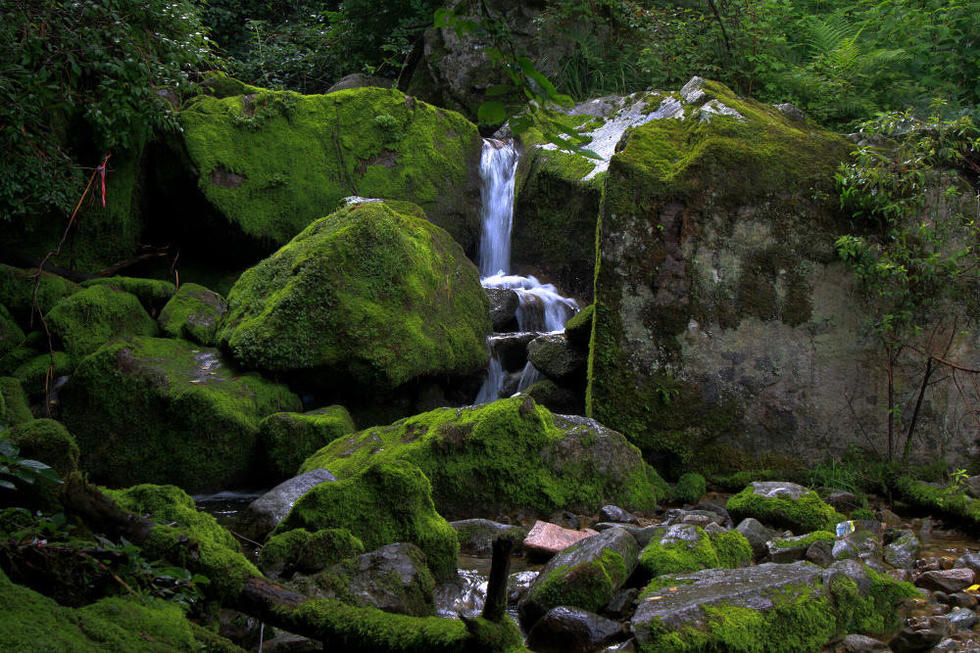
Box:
[475,139,578,403]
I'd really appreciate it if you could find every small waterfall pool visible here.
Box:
[475,139,579,403]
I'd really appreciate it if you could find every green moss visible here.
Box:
[198,72,265,98]
[525,546,630,622]
[82,277,177,314]
[0,304,25,357]
[258,527,364,574]
[637,527,751,581]
[259,406,356,479]
[106,484,260,600]
[3,418,79,476]
[895,477,980,532]
[0,264,79,326]
[157,283,226,345]
[13,351,72,397]
[275,460,459,580]
[0,377,33,427]
[179,86,482,251]
[828,567,919,635]
[672,472,707,504]
[772,531,835,550]
[60,336,301,492]
[218,201,490,392]
[564,303,593,346]
[45,285,158,364]
[726,485,845,533]
[0,568,204,652]
[299,395,663,518]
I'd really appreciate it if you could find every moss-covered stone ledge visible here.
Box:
[299,395,665,519]
[727,482,845,533]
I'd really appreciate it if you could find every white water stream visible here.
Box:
[475,139,578,403]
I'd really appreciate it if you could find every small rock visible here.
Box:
[775,102,805,121]
[736,517,776,561]
[877,508,904,528]
[599,505,638,524]
[884,530,921,569]
[825,491,863,513]
[526,607,626,653]
[915,568,975,594]
[954,552,980,576]
[948,607,979,630]
[835,633,893,652]
[604,588,639,620]
[694,501,732,527]
[889,616,952,653]
[949,592,978,609]
[523,520,598,560]
[807,539,835,567]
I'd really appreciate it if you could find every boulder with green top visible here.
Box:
[259,406,356,480]
[0,264,79,327]
[0,304,24,357]
[299,395,665,519]
[0,377,32,428]
[13,351,71,399]
[585,78,889,474]
[727,482,844,534]
[177,85,483,255]
[157,282,227,345]
[2,418,79,477]
[258,527,364,577]
[46,285,158,364]
[81,277,177,315]
[274,460,459,581]
[636,523,752,583]
[60,336,301,492]
[218,200,490,395]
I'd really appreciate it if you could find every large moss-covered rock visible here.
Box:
[60,336,301,491]
[727,482,844,534]
[259,406,356,480]
[0,304,24,357]
[275,460,459,581]
[46,285,158,364]
[0,264,79,327]
[2,418,79,477]
[178,86,483,254]
[585,78,875,474]
[82,277,177,315]
[300,395,665,519]
[0,377,32,428]
[157,282,227,345]
[218,201,490,393]
[635,524,751,583]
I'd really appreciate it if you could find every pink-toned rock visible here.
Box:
[523,520,598,559]
[915,568,975,593]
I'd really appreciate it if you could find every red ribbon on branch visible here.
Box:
[96,154,110,207]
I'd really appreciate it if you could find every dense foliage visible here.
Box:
[0,0,210,222]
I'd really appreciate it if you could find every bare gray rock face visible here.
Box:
[237,468,337,540]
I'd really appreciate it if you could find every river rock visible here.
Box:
[599,505,638,524]
[636,524,752,582]
[564,305,593,347]
[833,521,883,562]
[525,378,583,416]
[218,201,490,395]
[451,519,526,556]
[947,607,979,630]
[915,568,975,593]
[836,634,893,652]
[0,304,25,359]
[727,482,843,532]
[157,283,227,346]
[526,606,626,653]
[60,336,301,492]
[237,468,338,541]
[486,288,520,332]
[46,285,157,364]
[527,333,586,383]
[890,616,952,652]
[735,517,777,560]
[519,528,639,627]
[523,520,597,560]
[807,539,836,567]
[884,530,921,569]
[300,543,435,617]
[954,551,980,576]
[488,331,535,371]
[258,406,356,481]
[297,395,666,519]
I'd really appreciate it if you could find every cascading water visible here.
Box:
[474,139,579,403]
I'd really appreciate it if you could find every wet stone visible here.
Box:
[599,504,638,524]
[835,633,893,652]
[883,530,920,569]
[915,568,975,594]
[807,539,836,567]
[889,615,952,653]
[526,606,626,653]
[948,607,979,630]
[954,551,980,576]
[735,517,777,561]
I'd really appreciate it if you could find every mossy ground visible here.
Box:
[179,86,481,251]
[218,201,490,393]
[275,460,459,581]
[60,336,301,492]
[45,285,158,365]
[299,395,663,518]
[259,405,356,480]
[587,80,852,472]
[726,485,844,533]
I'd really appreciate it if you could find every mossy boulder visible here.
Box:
[518,527,639,627]
[258,527,364,576]
[0,377,32,427]
[2,418,79,477]
[218,201,490,394]
[178,86,483,255]
[158,282,227,345]
[672,472,707,504]
[0,304,24,357]
[259,406,356,480]
[564,303,593,347]
[299,395,665,519]
[586,78,863,474]
[0,264,79,327]
[0,569,229,652]
[635,523,751,583]
[727,482,844,534]
[274,460,459,581]
[81,277,177,315]
[13,351,72,398]
[59,336,301,492]
[106,483,260,600]
[46,285,158,364]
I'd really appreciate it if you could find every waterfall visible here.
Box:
[474,139,578,403]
